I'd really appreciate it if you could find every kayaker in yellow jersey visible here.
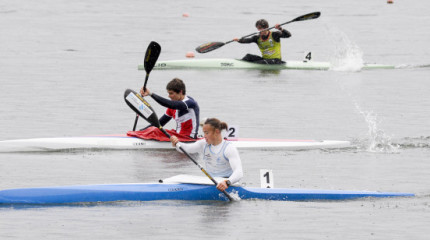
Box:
[233,19,291,64]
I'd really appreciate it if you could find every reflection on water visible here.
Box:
[257,69,282,76]
[128,149,202,182]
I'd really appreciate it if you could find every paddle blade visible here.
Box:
[195,42,225,53]
[124,89,161,128]
[144,41,161,73]
[292,12,321,22]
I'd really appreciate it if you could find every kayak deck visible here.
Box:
[0,135,351,153]
[137,58,395,71]
[0,182,413,204]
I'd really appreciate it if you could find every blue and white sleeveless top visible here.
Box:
[203,141,233,178]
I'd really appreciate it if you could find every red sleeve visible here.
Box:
[165,108,176,118]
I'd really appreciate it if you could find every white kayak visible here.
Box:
[137,58,395,71]
[0,134,351,153]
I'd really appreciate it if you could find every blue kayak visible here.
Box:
[0,182,414,204]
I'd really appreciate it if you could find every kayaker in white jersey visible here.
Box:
[170,118,243,192]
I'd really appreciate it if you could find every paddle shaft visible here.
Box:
[132,115,139,131]
[133,73,151,130]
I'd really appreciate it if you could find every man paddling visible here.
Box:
[170,118,243,191]
[233,19,291,64]
[140,78,200,139]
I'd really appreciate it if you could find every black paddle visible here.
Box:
[195,12,321,54]
[124,89,235,202]
[133,41,161,131]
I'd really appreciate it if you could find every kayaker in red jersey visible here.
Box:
[233,19,291,64]
[170,118,243,192]
[140,78,200,139]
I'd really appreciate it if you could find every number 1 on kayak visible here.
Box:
[260,169,274,188]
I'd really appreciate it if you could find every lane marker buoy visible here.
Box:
[185,52,195,58]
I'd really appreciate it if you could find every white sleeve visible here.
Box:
[175,139,206,154]
[225,145,243,184]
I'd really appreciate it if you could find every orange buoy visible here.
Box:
[182,13,189,17]
[185,52,195,58]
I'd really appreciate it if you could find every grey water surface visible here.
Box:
[0,0,429,239]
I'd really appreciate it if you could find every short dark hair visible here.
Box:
[255,19,269,29]
[166,78,186,94]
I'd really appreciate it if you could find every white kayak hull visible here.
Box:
[137,58,395,71]
[0,135,351,153]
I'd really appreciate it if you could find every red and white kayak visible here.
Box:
[0,134,351,153]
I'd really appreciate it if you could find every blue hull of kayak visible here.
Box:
[0,183,414,204]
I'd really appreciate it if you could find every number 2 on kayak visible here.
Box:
[227,125,239,138]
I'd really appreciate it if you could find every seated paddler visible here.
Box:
[170,118,243,191]
[139,78,200,140]
[233,19,291,64]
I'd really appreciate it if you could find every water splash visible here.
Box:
[230,190,242,201]
[355,104,399,153]
[325,26,364,72]
[219,190,241,201]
